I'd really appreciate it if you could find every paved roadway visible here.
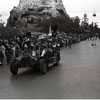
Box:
[1,40,100,99]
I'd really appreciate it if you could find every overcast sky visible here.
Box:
[0,0,100,27]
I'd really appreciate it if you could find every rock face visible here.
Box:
[7,0,69,32]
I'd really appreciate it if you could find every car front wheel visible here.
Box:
[55,52,60,66]
[10,60,19,75]
[40,59,48,75]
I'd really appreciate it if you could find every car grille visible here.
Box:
[21,56,31,65]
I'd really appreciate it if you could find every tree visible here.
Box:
[74,16,80,27]
[71,16,81,33]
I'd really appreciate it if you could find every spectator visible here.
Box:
[0,42,7,65]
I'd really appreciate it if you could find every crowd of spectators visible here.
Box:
[0,31,98,65]
[0,33,35,65]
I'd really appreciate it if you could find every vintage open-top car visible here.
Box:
[10,35,61,75]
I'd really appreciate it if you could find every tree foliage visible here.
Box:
[0,27,21,39]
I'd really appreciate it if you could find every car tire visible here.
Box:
[10,60,19,75]
[55,52,60,66]
[40,59,48,75]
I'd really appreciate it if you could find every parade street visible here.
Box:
[1,40,100,99]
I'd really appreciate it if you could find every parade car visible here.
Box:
[10,36,60,75]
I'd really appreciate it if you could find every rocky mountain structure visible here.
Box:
[7,0,70,32]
